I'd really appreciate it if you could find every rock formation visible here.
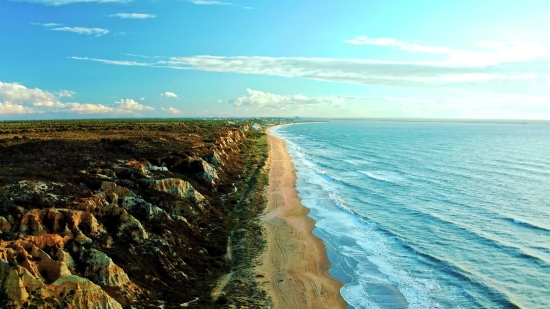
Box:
[0,120,267,308]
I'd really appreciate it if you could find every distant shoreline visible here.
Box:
[266,120,327,132]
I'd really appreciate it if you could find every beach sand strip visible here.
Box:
[257,131,347,309]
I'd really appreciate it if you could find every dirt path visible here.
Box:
[257,132,347,309]
[211,271,234,301]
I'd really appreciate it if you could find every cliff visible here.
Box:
[0,120,271,308]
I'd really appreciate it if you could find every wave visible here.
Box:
[340,281,382,309]
[276,121,550,308]
[373,217,550,274]
[358,170,408,183]
[351,194,550,270]
[310,167,344,184]
[403,245,523,309]
[311,195,445,308]
[304,156,340,171]
[289,149,345,187]
[511,218,550,232]
[301,188,443,308]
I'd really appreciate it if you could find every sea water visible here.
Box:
[270,120,550,309]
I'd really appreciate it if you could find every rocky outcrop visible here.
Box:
[0,184,144,307]
[18,208,105,237]
[0,174,211,308]
[4,269,122,309]
[214,129,246,151]
[3,180,64,208]
[0,234,130,308]
[0,122,262,308]
[191,159,219,187]
[80,248,141,301]
[142,178,205,205]
[0,216,11,232]
[124,160,149,175]
[203,149,226,166]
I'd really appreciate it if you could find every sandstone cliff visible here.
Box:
[0,120,269,308]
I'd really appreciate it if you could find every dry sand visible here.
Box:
[257,131,347,309]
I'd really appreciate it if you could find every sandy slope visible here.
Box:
[257,132,347,309]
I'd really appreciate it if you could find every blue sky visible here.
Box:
[1,0,550,119]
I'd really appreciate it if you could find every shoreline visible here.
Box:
[257,128,347,309]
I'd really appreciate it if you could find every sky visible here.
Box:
[1,0,550,119]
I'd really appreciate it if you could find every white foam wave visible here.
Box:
[341,282,381,309]
[359,170,407,183]
[277,129,443,309]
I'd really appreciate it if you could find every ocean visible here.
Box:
[270,120,550,309]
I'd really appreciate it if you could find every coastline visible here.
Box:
[257,127,347,309]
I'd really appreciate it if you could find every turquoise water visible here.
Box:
[271,120,550,309]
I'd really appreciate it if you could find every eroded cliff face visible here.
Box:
[0,121,265,308]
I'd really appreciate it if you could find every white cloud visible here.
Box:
[140,97,145,101]
[57,90,76,97]
[30,22,63,27]
[345,36,550,66]
[71,56,150,66]
[13,0,130,6]
[0,81,159,116]
[0,102,35,115]
[163,56,550,89]
[51,26,109,36]
[70,37,550,93]
[33,23,109,37]
[0,82,65,107]
[187,0,252,8]
[71,54,549,90]
[65,100,155,115]
[110,13,156,19]
[125,53,150,58]
[229,89,345,110]
[224,88,550,119]
[114,99,155,111]
[189,0,234,5]
[345,36,464,55]
[64,100,156,115]
[161,107,182,114]
[161,91,178,98]
[64,103,118,114]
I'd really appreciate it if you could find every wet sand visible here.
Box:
[257,131,347,309]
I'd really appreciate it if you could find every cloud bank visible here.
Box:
[229,89,345,109]
[0,82,65,107]
[161,107,182,114]
[0,81,155,115]
[0,102,35,115]
[345,36,550,66]
[114,99,155,111]
[70,38,550,92]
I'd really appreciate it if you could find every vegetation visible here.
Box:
[0,118,288,308]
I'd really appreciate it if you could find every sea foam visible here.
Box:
[271,128,442,309]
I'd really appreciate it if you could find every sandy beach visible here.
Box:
[257,130,347,309]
